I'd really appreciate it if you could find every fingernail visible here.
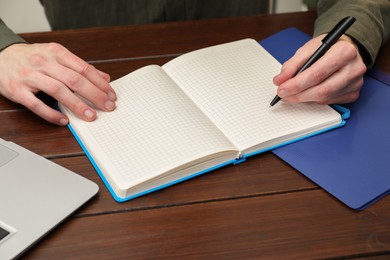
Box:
[105,100,116,111]
[59,118,68,126]
[84,109,95,120]
[278,89,288,98]
[108,91,117,101]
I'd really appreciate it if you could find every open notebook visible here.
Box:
[59,39,347,201]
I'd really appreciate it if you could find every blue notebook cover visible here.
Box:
[262,28,390,210]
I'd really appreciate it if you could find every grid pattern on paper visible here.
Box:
[163,39,340,151]
[77,66,235,186]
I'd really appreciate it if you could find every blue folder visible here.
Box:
[261,28,390,210]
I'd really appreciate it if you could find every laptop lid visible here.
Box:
[0,138,98,259]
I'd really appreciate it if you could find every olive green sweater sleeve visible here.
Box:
[314,0,390,67]
[0,19,26,51]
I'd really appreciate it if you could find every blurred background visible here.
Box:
[0,0,312,33]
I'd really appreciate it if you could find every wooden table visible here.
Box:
[3,11,390,259]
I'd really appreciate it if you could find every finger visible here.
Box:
[278,40,357,99]
[284,69,364,104]
[273,37,324,86]
[96,69,116,100]
[47,43,116,97]
[273,61,299,86]
[97,69,111,83]
[28,72,99,122]
[42,63,116,112]
[62,55,115,96]
[15,89,69,126]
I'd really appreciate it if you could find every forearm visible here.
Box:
[314,0,390,67]
[0,19,26,51]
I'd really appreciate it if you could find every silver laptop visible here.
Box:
[0,138,98,259]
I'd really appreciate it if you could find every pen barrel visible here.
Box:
[294,16,356,76]
[294,43,329,75]
[322,16,356,45]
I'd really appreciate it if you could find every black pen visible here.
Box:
[269,16,356,107]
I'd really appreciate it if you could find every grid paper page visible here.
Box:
[60,65,237,193]
[163,39,341,153]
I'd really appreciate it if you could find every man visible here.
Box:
[0,0,389,125]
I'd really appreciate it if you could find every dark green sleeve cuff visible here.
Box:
[0,19,26,51]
